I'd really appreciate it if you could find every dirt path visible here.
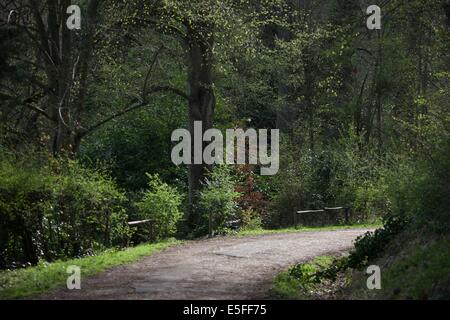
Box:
[42,228,371,300]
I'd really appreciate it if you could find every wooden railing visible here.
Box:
[295,206,350,227]
[127,219,155,240]
[128,219,153,226]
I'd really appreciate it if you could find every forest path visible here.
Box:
[42,228,371,300]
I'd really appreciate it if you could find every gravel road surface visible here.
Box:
[42,228,371,300]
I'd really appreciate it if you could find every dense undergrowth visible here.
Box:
[0,151,184,269]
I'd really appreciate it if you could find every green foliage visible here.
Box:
[271,255,334,299]
[347,215,409,270]
[80,29,187,191]
[338,135,449,274]
[384,142,450,233]
[269,169,306,227]
[376,237,450,299]
[270,132,389,227]
[239,209,263,231]
[326,133,390,222]
[0,152,131,268]
[136,174,183,241]
[197,166,241,235]
[0,0,448,300]
[273,215,412,299]
[271,272,305,300]
[80,107,186,191]
[50,160,131,254]
[313,215,408,282]
[303,136,450,293]
[289,256,333,285]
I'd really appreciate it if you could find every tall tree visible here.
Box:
[110,0,257,223]
[1,1,102,154]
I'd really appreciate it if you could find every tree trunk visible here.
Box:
[28,0,99,157]
[304,62,315,151]
[186,29,215,226]
[376,30,383,153]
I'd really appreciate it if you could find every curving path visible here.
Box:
[42,228,371,300]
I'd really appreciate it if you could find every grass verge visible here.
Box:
[271,234,450,300]
[0,239,180,300]
[348,236,450,299]
[271,255,336,299]
[237,223,381,237]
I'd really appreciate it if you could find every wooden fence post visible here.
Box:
[127,219,155,242]
[293,210,298,229]
[208,212,212,237]
[344,207,350,224]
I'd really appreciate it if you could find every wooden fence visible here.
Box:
[127,219,155,241]
[295,206,350,227]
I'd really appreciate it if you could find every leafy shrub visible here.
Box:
[198,165,241,235]
[384,148,450,233]
[272,256,334,299]
[136,174,183,241]
[239,209,263,230]
[376,237,450,299]
[352,180,390,223]
[289,261,321,285]
[315,138,450,295]
[347,215,409,269]
[0,153,53,267]
[312,139,449,282]
[0,152,131,268]
[315,215,409,281]
[47,161,131,256]
[270,181,306,228]
[235,164,269,217]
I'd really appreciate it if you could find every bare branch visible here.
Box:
[143,45,165,99]
[20,95,52,121]
[81,85,190,137]
[146,85,191,102]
